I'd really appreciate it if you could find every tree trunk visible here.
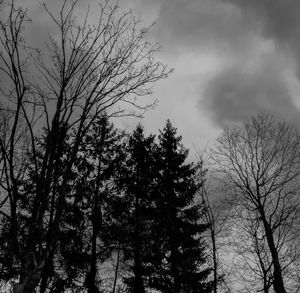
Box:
[85,195,101,293]
[112,243,121,293]
[261,216,286,293]
[39,253,54,293]
[14,254,45,293]
[86,122,106,293]
[132,200,145,293]
[132,255,145,293]
[211,227,218,293]
[170,247,180,293]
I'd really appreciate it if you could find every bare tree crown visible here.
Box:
[213,113,300,293]
[0,1,170,291]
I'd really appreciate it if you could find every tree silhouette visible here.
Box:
[149,120,212,293]
[214,113,300,293]
[110,124,158,293]
[0,0,169,291]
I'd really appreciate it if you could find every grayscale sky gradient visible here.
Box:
[19,0,300,149]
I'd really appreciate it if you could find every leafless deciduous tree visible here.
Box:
[213,113,300,293]
[195,151,230,293]
[0,0,170,292]
[227,210,273,292]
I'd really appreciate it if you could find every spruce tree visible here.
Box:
[36,115,124,292]
[149,120,212,293]
[69,114,125,292]
[112,124,158,293]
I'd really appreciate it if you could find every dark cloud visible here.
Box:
[223,0,300,75]
[200,0,300,126]
[202,56,300,126]
[150,0,253,55]
[8,0,300,134]
[149,0,300,62]
[127,0,300,128]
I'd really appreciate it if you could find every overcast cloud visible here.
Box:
[120,0,300,135]
[203,53,300,126]
[140,0,300,126]
[7,0,300,147]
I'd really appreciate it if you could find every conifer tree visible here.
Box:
[64,114,125,292]
[112,124,158,293]
[149,120,212,293]
[30,115,124,292]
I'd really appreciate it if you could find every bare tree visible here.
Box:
[195,150,232,293]
[0,0,170,292]
[213,113,300,293]
[201,184,219,293]
[227,210,273,292]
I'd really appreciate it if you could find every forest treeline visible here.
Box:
[1,116,212,293]
[1,0,300,292]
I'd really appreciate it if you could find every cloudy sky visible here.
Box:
[20,0,300,149]
[120,0,300,149]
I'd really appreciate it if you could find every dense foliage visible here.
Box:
[0,118,212,293]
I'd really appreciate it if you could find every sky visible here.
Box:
[118,0,300,150]
[14,0,300,150]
